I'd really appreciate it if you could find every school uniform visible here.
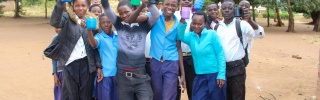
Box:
[178,23,226,100]
[101,0,160,99]
[50,1,100,100]
[94,31,118,100]
[148,12,180,100]
[215,18,264,100]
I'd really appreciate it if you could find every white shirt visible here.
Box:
[145,32,152,58]
[65,16,87,66]
[216,18,256,62]
[174,11,193,53]
[247,24,265,53]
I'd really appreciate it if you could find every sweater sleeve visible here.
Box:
[211,30,226,80]
[101,0,118,24]
[50,0,66,28]
[147,4,160,27]
[52,59,58,74]
[178,22,191,44]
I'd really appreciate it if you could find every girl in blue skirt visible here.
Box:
[178,10,226,100]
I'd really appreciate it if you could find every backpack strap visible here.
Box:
[235,19,243,46]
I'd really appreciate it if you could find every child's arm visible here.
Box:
[50,0,66,28]
[124,0,149,23]
[87,30,98,48]
[101,0,118,24]
[147,4,160,27]
[178,19,191,44]
[177,40,186,92]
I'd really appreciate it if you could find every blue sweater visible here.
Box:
[178,22,226,80]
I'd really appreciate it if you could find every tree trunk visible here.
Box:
[286,0,294,32]
[313,12,320,32]
[252,2,256,22]
[267,7,270,27]
[275,7,283,27]
[311,11,319,24]
[274,8,277,22]
[45,0,48,19]
[13,0,20,18]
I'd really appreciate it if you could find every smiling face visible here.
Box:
[99,15,113,35]
[206,4,219,20]
[191,15,205,34]
[180,0,193,7]
[221,1,234,21]
[118,5,133,21]
[162,0,177,18]
[73,0,89,19]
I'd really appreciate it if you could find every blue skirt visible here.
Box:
[96,76,118,100]
[192,73,227,100]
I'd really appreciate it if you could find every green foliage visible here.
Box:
[19,5,26,16]
[202,0,219,11]
[293,0,320,13]
[0,5,4,17]
[22,0,42,6]
[263,10,275,18]
[303,12,311,18]
[262,10,294,20]
[0,0,5,17]
[250,11,259,17]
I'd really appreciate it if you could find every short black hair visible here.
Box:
[72,0,91,5]
[89,4,102,12]
[206,2,219,9]
[117,0,132,11]
[222,0,235,4]
[99,13,106,19]
[191,10,211,29]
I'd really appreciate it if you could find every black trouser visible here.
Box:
[183,56,196,100]
[141,58,181,100]
[226,60,246,100]
[62,57,96,100]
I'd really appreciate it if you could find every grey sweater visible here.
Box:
[101,0,160,68]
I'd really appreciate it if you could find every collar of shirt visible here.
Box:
[220,18,236,27]
[101,30,117,39]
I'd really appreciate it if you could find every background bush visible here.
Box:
[262,10,294,20]
[250,11,259,17]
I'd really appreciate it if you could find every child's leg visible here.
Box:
[54,72,63,100]
[162,61,179,100]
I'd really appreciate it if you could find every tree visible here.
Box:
[274,0,284,27]
[286,0,294,32]
[14,0,20,18]
[261,0,276,27]
[248,0,261,22]
[294,0,320,32]
[45,0,48,18]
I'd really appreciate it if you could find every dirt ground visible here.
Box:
[0,17,319,100]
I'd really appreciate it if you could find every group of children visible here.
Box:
[49,0,265,100]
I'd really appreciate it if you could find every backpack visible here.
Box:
[214,19,250,67]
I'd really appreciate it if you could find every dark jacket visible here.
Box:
[50,1,101,73]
